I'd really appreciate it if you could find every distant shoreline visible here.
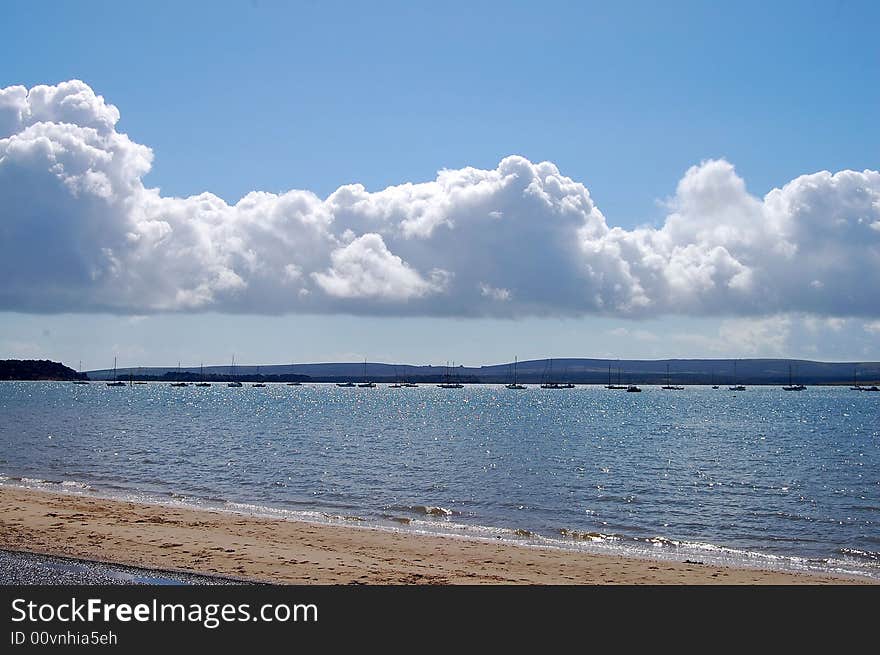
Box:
[6,357,878,386]
[3,379,879,388]
[0,359,85,382]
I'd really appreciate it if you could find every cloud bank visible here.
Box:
[1,80,879,318]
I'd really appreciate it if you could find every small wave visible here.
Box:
[559,528,618,542]
[838,548,880,563]
[1,475,96,494]
[393,504,455,517]
[383,516,412,525]
[60,480,91,489]
[224,501,329,523]
[643,536,684,547]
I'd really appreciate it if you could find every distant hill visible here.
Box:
[0,359,86,381]
[84,358,880,385]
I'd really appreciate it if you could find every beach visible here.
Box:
[0,486,870,585]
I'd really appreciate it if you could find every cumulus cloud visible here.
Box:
[312,233,448,301]
[717,315,793,356]
[1,80,879,318]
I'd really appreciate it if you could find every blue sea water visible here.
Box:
[1,382,877,579]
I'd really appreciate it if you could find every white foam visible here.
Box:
[61,480,91,489]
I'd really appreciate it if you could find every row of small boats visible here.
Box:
[76,357,880,392]
[82,380,880,391]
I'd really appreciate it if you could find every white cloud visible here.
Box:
[607,326,658,341]
[717,315,792,356]
[479,283,511,301]
[803,316,847,333]
[2,80,880,318]
[864,321,880,335]
[312,233,447,301]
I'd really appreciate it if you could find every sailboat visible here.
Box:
[72,360,89,384]
[782,364,806,391]
[660,363,685,390]
[605,363,626,389]
[437,361,464,388]
[541,359,572,389]
[848,366,878,391]
[403,366,419,388]
[560,361,575,388]
[851,366,862,391]
[252,365,267,387]
[195,363,211,387]
[170,361,190,387]
[358,359,376,387]
[106,357,126,386]
[506,357,526,389]
[728,360,746,391]
[401,366,418,387]
[227,355,243,387]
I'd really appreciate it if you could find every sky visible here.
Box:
[1,0,879,369]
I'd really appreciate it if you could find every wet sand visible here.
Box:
[0,486,871,584]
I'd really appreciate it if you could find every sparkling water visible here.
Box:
[1,382,877,578]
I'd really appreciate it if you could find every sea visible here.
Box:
[1,381,877,579]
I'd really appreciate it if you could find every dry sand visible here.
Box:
[0,486,870,584]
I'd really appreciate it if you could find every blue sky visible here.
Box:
[1,0,879,368]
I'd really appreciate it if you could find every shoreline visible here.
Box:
[0,486,872,584]
[3,476,876,581]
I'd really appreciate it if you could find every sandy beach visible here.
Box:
[0,486,871,584]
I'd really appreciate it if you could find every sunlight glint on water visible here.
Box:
[1,382,877,578]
